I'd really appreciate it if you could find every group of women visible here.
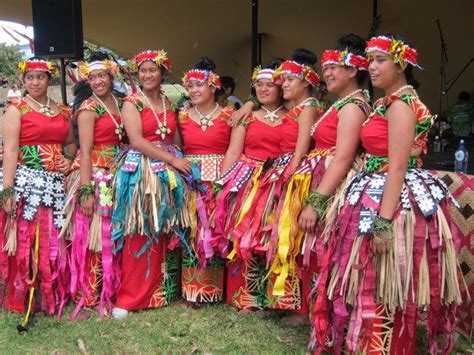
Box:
[0,32,465,353]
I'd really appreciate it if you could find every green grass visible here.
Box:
[0,303,310,353]
[1,303,472,354]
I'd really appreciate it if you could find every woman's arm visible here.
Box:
[289,105,317,172]
[220,125,246,173]
[77,110,96,216]
[316,104,365,195]
[2,105,21,214]
[122,101,191,174]
[299,104,365,233]
[378,100,416,219]
[57,117,78,173]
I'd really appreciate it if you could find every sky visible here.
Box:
[0,20,33,45]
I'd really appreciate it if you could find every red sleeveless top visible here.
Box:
[74,98,122,145]
[11,98,70,146]
[313,98,371,150]
[361,93,433,156]
[179,106,233,155]
[241,115,283,161]
[280,99,324,153]
[124,93,177,143]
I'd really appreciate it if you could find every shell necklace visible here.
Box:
[310,89,369,135]
[140,90,171,140]
[261,105,283,123]
[92,93,124,140]
[194,103,220,131]
[27,94,54,116]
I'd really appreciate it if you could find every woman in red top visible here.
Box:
[229,49,323,317]
[179,57,232,305]
[111,50,194,318]
[214,60,286,310]
[322,34,463,354]
[0,58,76,326]
[60,52,124,318]
[272,35,371,348]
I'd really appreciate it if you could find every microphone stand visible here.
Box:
[436,19,448,134]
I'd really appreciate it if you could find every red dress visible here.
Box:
[320,93,461,354]
[179,106,233,303]
[112,93,184,311]
[1,98,71,317]
[61,98,122,318]
[219,114,286,310]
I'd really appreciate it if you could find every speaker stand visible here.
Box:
[59,58,68,105]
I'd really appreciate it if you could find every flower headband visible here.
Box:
[251,66,277,85]
[366,36,421,69]
[274,60,319,87]
[17,59,58,75]
[79,60,119,79]
[182,69,221,88]
[321,49,368,71]
[133,50,171,72]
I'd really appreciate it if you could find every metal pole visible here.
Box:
[59,58,67,105]
[251,0,258,70]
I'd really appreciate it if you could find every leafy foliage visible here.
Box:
[0,43,23,84]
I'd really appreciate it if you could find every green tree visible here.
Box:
[0,43,23,84]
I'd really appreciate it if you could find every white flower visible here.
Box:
[359,217,373,233]
[33,176,45,188]
[54,215,65,228]
[369,178,385,189]
[29,194,41,207]
[418,197,435,213]
[23,208,35,220]
[53,181,63,193]
[16,175,28,187]
[349,192,361,205]
[411,183,426,196]
[43,194,53,206]
[429,185,444,201]
[54,198,65,210]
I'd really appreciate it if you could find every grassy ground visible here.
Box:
[0,303,310,354]
[1,302,472,354]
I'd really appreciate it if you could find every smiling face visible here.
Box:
[138,61,163,91]
[255,78,281,106]
[23,70,49,98]
[368,51,401,90]
[185,80,216,106]
[322,64,357,94]
[281,74,309,101]
[88,69,113,97]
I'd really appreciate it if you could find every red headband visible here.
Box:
[182,69,221,88]
[275,60,319,87]
[366,36,420,69]
[321,49,368,70]
[133,50,171,71]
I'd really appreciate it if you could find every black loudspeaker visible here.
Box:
[32,0,83,59]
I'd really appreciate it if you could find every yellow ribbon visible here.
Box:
[166,168,178,190]
[268,173,311,296]
[21,222,40,328]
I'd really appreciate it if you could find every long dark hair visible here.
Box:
[335,34,369,87]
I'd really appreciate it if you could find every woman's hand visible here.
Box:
[57,156,73,173]
[3,196,15,215]
[80,194,95,216]
[171,157,192,174]
[372,231,392,254]
[229,101,254,127]
[298,205,318,234]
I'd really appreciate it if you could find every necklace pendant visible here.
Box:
[116,125,125,140]
[156,122,171,140]
[264,113,277,123]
